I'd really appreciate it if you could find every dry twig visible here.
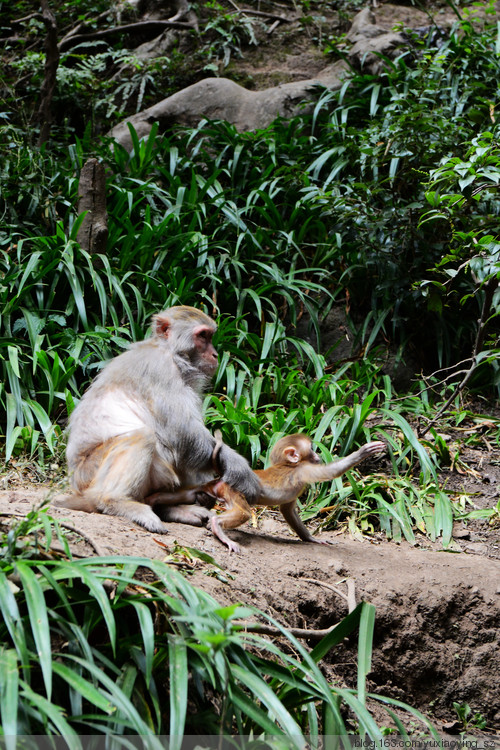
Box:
[303,577,357,613]
[234,619,339,640]
[58,20,194,52]
[233,578,357,640]
[57,522,105,557]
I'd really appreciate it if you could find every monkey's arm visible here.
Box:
[146,487,217,510]
[294,441,386,484]
[216,443,263,503]
[146,488,198,505]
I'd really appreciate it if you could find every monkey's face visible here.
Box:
[153,307,219,378]
[273,435,322,466]
[299,439,321,464]
[193,325,218,376]
[307,446,322,464]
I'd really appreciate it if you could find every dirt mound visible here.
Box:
[2,485,499,733]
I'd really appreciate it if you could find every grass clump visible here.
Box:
[0,508,439,740]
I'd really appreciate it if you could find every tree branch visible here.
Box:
[419,275,499,438]
[58,20,194,52]
[77,158,108,254]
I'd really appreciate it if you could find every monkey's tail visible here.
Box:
[54,492,97,513]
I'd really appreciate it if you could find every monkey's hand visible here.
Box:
[186,479,220,509]
[193,489,218,509]
[217,444,263,503]
[359,441,386,458]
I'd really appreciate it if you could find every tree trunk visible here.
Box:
[37,0,59,146]
[77,159,108,255]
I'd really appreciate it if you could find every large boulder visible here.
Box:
[108,61,347,149]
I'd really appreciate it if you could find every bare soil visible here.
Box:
[2,438,499,736]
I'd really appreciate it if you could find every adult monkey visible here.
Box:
[59,306,261,533]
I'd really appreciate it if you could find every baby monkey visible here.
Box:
[205,433,386,553]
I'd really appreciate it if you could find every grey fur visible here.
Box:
[64,306,261,531]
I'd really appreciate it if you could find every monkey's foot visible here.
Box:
[210,517,242,553]
[312,538,334,546]
[159,504,213,526]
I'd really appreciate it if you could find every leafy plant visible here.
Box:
[2,9,500,542]
[453,702,487,732]
[0,510,439,740]
[201,1,261,70]
[417,131,500,411]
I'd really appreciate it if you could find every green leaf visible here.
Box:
[357,602,375,706]
[20,682,81,739]
[168,636,188,749]
[52,561,117,654]
[0,572,29,671]
[434,490,453,546]
[63,654,165,744]
[310,603,363,663]
[7,345,20,378]
[52,660,115,714]
[380,409,436,481]
[15,562,52,700]
[130,600,155,686]
[0,648,19,739]
[231,663,305,744]
[231,684,290,737]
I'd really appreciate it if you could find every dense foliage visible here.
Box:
[1,2,500,540]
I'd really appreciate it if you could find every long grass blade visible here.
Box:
[168,635,188,749]
[0,648,19,741]
[231,663,305,745]
[0,572,29,672]
[15,561,52,700]
[130,600,155,686]
[357,602,375,706]
[20,681,81,739]
[52,660,115,714]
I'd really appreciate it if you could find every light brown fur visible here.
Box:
[203,433,386,553]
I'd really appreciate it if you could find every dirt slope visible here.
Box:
[2,485,499,733]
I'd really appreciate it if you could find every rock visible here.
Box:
[346,7,384,41]
[348,31,406,73]
[347,6,406,73]
[107,2,449,147]
[107,62,348,150]
[133,29,179,60]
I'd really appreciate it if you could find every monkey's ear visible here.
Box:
[283,446,301,464]
[153,313,171,338]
